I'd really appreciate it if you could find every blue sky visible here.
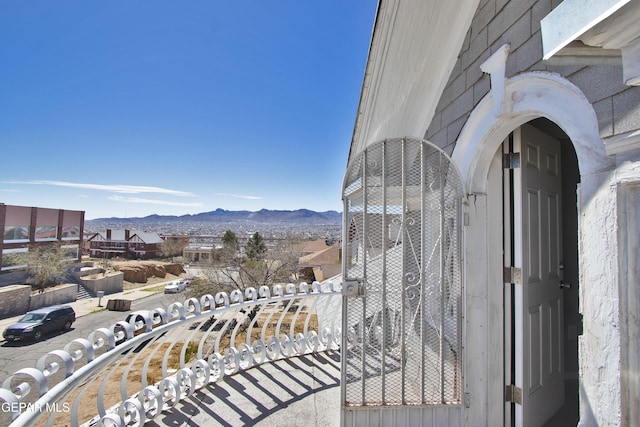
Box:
[0,1,377,219]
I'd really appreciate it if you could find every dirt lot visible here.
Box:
[107,259,188,290]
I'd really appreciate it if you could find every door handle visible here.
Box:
[558,263,570,289]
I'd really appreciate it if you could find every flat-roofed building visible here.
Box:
[0,203,84,283]
[183,245,218,263]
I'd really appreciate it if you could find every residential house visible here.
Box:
[298,238,332,255]
[298,245,341,283]
[341,1,640,426]
[87,229,163,260]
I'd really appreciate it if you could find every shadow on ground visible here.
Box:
[147,351,341,427]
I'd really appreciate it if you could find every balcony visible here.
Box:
[0,281,342,426]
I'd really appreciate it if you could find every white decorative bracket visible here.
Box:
[480,44,511,118]
[621,37,640,86]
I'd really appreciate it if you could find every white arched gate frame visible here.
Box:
[341,138,465,425]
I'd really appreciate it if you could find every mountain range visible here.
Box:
[86,208,342,227]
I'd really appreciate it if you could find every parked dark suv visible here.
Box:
[3,305,76,342]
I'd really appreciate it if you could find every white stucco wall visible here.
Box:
[577,170,621,426]
[571,150,639,427]
[576,158,640,427]
[616,159,640,426]
[452,55,638,424]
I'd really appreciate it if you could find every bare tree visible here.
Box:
[198,238,302,295]
[160,238,184,258]
[190,238,303,338]
[24,243,72,292]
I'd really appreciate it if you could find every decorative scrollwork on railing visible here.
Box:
[0,280,342,427]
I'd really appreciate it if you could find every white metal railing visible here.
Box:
[0,281,342,427]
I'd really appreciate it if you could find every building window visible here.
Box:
[35,208,59,241]
[3,205,31,242]
[61,245,79,261]
[61,210,81,240]
[1,248,28,271]
[61,226,80,239]
[3,226,29,241]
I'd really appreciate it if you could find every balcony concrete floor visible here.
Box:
[146,351,341,427]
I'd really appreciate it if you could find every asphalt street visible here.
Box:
[0,288,184,378]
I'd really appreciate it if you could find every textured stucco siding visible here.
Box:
[577,171,622,426]
[426,0,640,148]
[617,181,640,426]
[424,0,640,425]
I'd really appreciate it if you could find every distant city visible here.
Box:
[84,208,343,241]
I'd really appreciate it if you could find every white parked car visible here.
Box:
[164,281,186,294]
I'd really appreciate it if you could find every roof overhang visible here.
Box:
[541,0,640,85]
[349,0,481,163]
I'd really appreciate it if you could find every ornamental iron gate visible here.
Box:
[342,138,464,408]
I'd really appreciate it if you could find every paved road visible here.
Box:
[0,291,186,378]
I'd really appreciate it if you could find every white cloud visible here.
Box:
[4,180,196,196]
[108,195,204,207]
[215,192,263,200]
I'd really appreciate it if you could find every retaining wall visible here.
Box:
[30,283,78,310]
[80,272,124,295]
[0,285,31,318]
